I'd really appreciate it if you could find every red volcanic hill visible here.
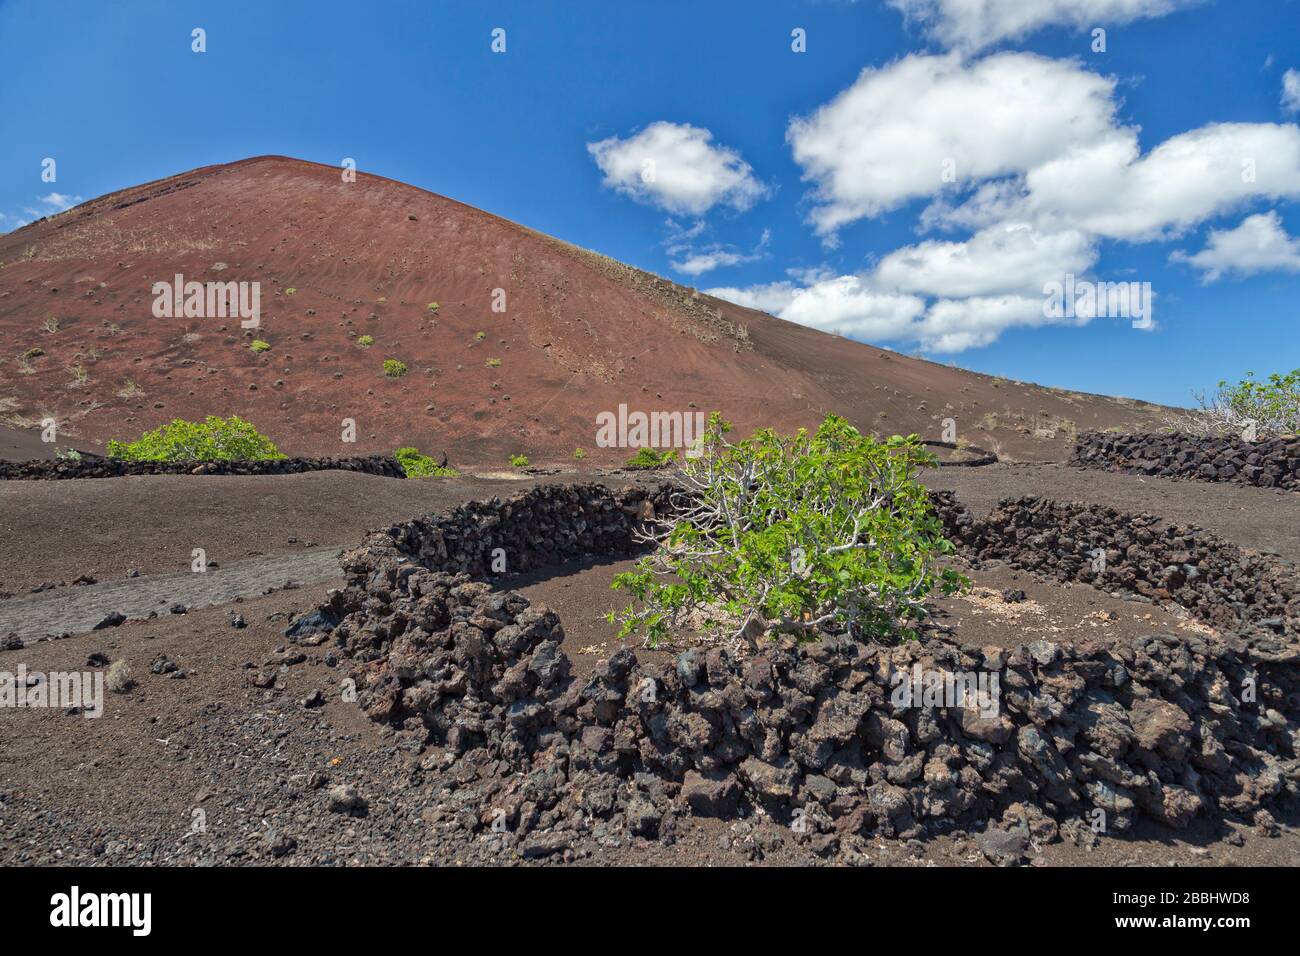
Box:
[0,156,1166,465]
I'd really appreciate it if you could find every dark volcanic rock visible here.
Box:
[307,481,1300,849]
[1073,431,1300,492]
[0,455,405,482]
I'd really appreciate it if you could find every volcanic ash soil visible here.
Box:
[2,574,1297,867]
[1,465,1297,866]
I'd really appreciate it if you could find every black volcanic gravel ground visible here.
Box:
[1,462,1297,867]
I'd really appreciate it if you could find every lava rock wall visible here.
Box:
[1073,431,1300,491]
[306,483,1298,851]
[933,493,1298,640]
[0,454,405,480]
[344,481,675,582]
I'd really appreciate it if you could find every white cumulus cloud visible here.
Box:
[1018,122,1300,240]
[0,192,84,234]
[887,0,1196,52]
[873,223,1097,298]
[707,274,929,341]
[913,295,1061,352]
[1284,69,1300,113]
[1171,210,1300,282]
[786,52,1121,237]
[708,46,1300,355]
[667,227,771,277]
[37,192,83,212]
[587,121,768,216]
[709,268,1093,354]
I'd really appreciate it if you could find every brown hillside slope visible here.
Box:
[0,156,1166,464]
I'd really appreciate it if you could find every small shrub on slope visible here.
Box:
[383,359,408,378]
[395,446,456,478]
[107,416,285,462]
[625,447,675,470]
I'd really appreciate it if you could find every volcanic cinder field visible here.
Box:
[0,158,1297,871]
[0,156,1169,465]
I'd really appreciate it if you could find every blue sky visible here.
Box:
[2,0,1298,407]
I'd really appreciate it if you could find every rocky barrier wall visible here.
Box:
[355,482,676,580]
[298,482,1298,858]
[934,492,1298,640]
[0,454,405,480]
[1072,431,1300,491]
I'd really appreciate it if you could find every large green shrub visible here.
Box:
[107,416,285,462]
[610,414,965,646]
[383,358,408,378]
[1180,369,1300,437]
[395,446,456,478]
[1187,369,1300,438]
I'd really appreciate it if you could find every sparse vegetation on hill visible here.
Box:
[357,335,374,348]
[395,446,456,478]
[624,447,675,469]
[16,346,44,375]
[105,661,133,694]
[106,415,285,462]
[115,380,144,400]
[250,339,271,353]
[0,155,1175,460]
[510,453,529,468]
[485,357,501,368]
[66,364,89,388]
[383,359,408,378]
[610,414,966,647]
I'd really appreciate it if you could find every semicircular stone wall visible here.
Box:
[300,482,1298,850]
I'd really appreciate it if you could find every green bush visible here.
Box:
[609,414,965,647]
[107,416,285,462]
[625,447,676,470]
[394,446,456,478]
[357,335,374,348]
[485,357,501,368]
[510,453,529,468]
[427,301,440,314]
[573,447,587,460]
[1191,369,1300,437]
[250,339,271,353]
[383,359,408,378]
